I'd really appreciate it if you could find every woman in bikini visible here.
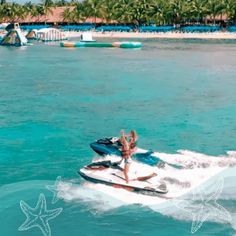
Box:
[120,130,138,183]
[120,130,132,183]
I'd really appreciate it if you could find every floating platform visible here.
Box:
[0,28,28,46]
[27,28,67,42]
[60,41,142,49]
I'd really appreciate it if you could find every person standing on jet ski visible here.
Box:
[120,130,138,183]
[120,130,132,183]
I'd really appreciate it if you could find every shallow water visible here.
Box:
[0,38,236,236]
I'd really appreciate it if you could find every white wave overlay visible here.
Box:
[56,149,236,232]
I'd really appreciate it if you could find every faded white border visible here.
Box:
[173,178,232,233]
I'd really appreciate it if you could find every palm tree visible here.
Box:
[1,0,236,26]
[222,0,236,23]
[70,0,77,6]
[55,0,67,6]
[128,0,153,26]
[2,3,19,22]
[0,4,3,22]
[43,0,54,7]
[35,4,47,22]
[82,0,104,24]
[113,0,132,24]
[206,0,225,24]
[63,6,76,22]
[72,2,87,22]
[149,0,170,25]
[28,3,40,22]
[167,0,187,24]
[182,0,208,23]
[16,4,29,22]
[99,0,117,23]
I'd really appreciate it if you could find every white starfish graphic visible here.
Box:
[46,176,72,204]
[173,178,232,234]
[18,193,63,236]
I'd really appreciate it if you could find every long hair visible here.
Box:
[130,130,137,141]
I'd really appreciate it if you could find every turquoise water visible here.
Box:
[0,39,236,236]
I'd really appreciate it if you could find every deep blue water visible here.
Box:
[0,38,236,236]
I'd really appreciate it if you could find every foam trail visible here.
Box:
[232,213,236,231]
[70,165,232,206]
[61,170,236,228]
[149,177,236,232]
[152,149,236,169]
[57,181,125,211]
[62,150,236,230]
[227,151,236,158]
[92,148,236,170]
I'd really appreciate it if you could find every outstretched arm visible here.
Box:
[120,130,129,147]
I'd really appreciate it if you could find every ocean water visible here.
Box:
[0,38,236,236]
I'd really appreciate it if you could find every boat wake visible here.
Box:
[58,149,236,232]
[154,149,236,169]
[1,149,235,232]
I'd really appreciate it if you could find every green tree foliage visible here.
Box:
[0,0,236,25]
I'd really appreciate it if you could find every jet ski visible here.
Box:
[90,137,183,169]
[78,160,168,196]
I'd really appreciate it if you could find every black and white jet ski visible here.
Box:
[90,137,183,169]
[78,160,168,196]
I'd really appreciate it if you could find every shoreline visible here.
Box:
[67,31,236,40]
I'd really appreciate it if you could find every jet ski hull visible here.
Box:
[78,163,168,196]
